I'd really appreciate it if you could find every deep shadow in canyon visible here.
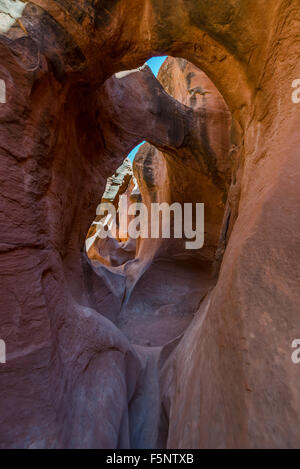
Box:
[83,57,233,447]
[0,0,299,449]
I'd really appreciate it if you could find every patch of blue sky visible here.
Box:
[146,56,168,77]
[127,141,145,162]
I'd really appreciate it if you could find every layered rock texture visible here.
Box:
[86,57,231,349]
[0,0,300,449]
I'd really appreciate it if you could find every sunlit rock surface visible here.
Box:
[0,0,299,449]
[86,57,231,349]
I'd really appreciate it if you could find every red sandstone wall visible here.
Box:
[0,0,299,449]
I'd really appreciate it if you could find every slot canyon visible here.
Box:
[0,0,299,449]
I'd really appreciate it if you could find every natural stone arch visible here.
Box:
[0,0,299,449]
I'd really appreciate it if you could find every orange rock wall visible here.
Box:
[0,0,299,449]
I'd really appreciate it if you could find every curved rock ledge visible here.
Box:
[0,0,299,449]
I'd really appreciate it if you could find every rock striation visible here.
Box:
[86,57,231,350]
[0,0,299,449]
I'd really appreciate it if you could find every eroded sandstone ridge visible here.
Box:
[0,0,299,449]
[86,57,231,350]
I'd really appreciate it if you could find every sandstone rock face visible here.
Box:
[0,0,299,449]
[86,57,230,348]
[86,157,137,267]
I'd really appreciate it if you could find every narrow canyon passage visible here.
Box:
[1,0,299,450]
[84,57,232,447]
